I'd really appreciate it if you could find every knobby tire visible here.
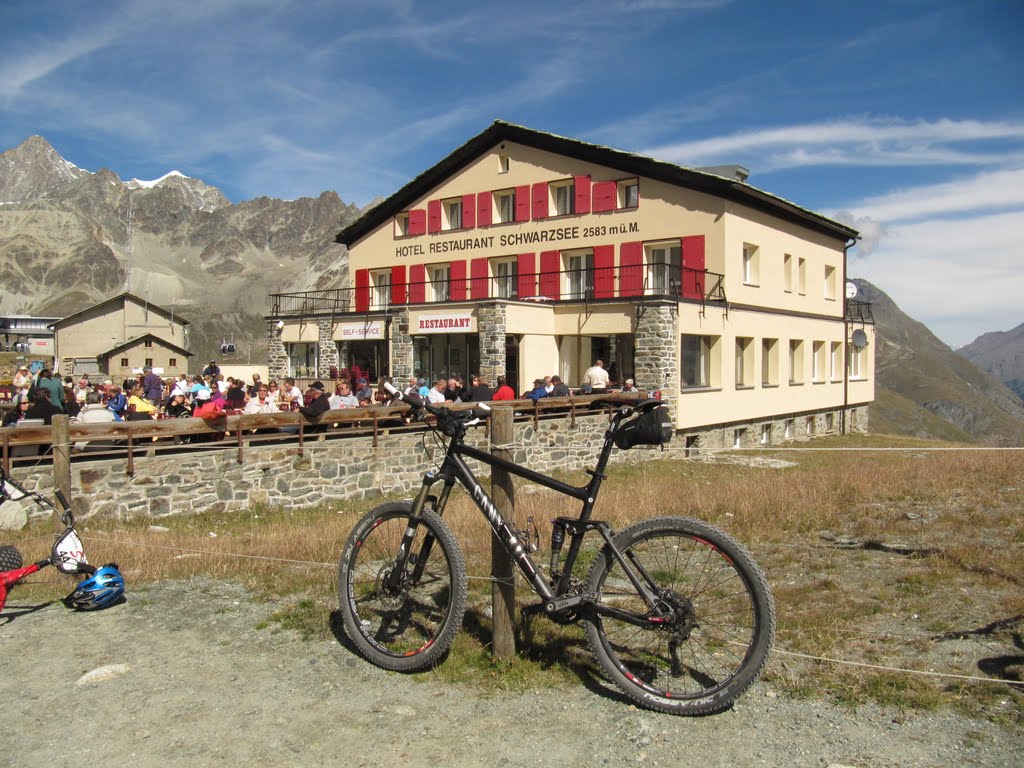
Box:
[584,516,775,715]
[338,502,467,672]
[0,545,23,572]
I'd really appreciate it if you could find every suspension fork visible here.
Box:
[384,470,456,592]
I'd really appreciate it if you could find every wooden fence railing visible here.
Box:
[1,393,642,477]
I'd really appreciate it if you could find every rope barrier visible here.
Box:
[772,646,1022,686]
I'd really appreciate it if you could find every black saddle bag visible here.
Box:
[613,406,673,450]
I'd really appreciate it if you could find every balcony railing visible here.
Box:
[270,266,727,318]
[845,300,875,324]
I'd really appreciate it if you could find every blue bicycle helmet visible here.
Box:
[63,563,125,611]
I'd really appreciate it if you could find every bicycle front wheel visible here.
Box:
[338,502,467,672]
[584,516,775,715]
[0,545,23,571]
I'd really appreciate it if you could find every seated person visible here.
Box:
[427,381,446,404]
[164,392,192,418]
[329,381,359,409]
[492,375,515,400]
[2,395,32,427]
[105,386,127,421]
[550,375,570,397]
[354,378,374,402]
[126,386,158,420]
[462,375,493,402]
[74,391,118,451]
[298,381,330,433]
[25,390,61,424]
[243,385,279,414]
[525,378,548,402]
[224,379,248,410]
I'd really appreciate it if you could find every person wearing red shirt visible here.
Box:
[492,375,515,400]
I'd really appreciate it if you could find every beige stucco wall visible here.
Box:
[281,134,871,431]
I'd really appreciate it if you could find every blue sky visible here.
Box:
[1,0,1022,348]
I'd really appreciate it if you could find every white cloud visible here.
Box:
[852,210,1024,346]
[644,117,1024,170]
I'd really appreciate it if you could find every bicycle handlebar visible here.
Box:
[382,381,490,435]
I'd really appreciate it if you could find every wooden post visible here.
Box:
[490,406,516,659]
[51,414,72,529]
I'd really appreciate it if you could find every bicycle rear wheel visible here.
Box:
[338,502,467,672]
[584,516,775,715]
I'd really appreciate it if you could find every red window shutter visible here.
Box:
[450,260,467,301]
[470,257,489,299]
[408,209,426,236]
[517,253,536,298]
[592,181,616,213]
[391,265,407,305]
[682,235,706,299]
[427,200,442,233]
[619,242,643,297]
[476,191,492,227]
[532,182,549,220]
[593,245,614,299]
[574,175,591,215]
[462,193,476,229]
[539,250,560,298]
[514,185,531,222]
[409,264,426,303]
[354,269,370,312]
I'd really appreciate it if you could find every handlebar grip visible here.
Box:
[383,381,399,397]
[54,489,71,511]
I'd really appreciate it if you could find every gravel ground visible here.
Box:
[1,577,1020,768]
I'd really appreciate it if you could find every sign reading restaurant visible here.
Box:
[395,219,638,258]
[415,313,474,334]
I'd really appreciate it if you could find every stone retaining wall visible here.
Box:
[8,405,866,523]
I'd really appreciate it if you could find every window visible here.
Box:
[797,257,807,295]
[681,334,717,388]
[742,243,759,285]
[493,258,518,299]
[120,357,129,367]
[849,344,865,379]
[824,265,837,300]
[830,342,843,381]
[646,242,680,294]
[733,428,746,448]
[443,199,462,230]
[498,154,510,173]
[395,213,410,236]
[429,265,450,302]
[494,189,515,224]
[169,358,177,368]
[806,416,816,436]
[825,413,835,433]
[783,253,793,292]
[812,340,826,382]
[144,338,153,348]
[618,178,639,208]
[761,424,772,444]
[144,358,153,367]
[371,269,392,308]
[784,419,794,439]
[789,339,804,384]
[761,338,778,386]
[565,250,593,299]
[552,180,575,216]
[735,337,753,387]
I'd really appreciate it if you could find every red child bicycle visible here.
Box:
[0,467,124,613]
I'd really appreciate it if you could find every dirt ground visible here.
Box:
[2,576,1020,768]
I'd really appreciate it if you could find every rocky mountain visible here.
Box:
[0,136,361,363]
[858,279,1024,445]
[958,322,1024,401]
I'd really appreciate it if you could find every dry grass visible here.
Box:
[4,433,1023,722]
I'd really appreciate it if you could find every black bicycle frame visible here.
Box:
[394,412,662,614]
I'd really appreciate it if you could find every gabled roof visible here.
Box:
[99,333,193,359]
[49,292,191,329]
[336,120,859,247]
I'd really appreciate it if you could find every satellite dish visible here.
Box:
[851,329,868,349]
[845,282,858,299]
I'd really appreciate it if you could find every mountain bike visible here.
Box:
[337,383,775,715]
[0,467,124,613]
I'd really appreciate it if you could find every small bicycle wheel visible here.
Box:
[0,545,23,571]
[584,516,775,715]
[338,502,467,672]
